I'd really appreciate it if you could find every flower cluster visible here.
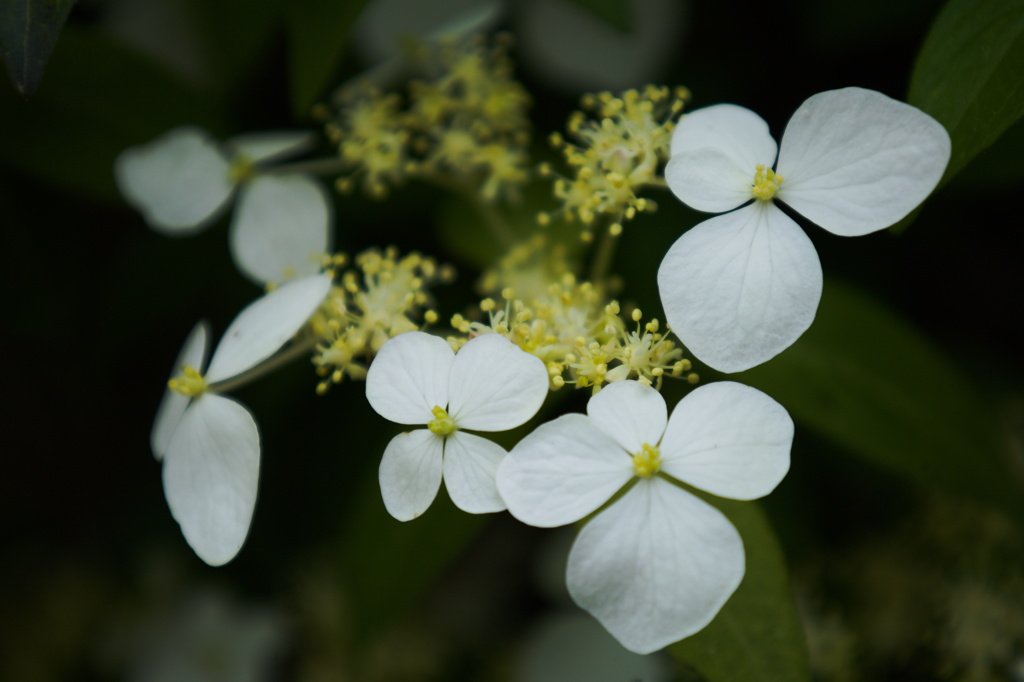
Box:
[310,247,451,394]
[538,85,688,241]
[324,34,532,202]
[449,236,697,392]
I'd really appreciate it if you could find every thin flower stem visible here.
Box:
[260,158,348,176]
[588,221,619,285]
[208,333,320,394]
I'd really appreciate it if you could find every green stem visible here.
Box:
[260,157,348,176]
[588,221,619,284]
[208,333,320,395]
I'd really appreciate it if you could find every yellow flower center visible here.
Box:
[227,155,254,184]
[427,405,456,437]
[167,365,207,397]
[751,164,783,201]
[632,443,662,478]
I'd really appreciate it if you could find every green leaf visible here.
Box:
[0,0,75,97]
[670,500,810,682]
[0,27,225,200]
[908,0,1024,185]
[738,279,1024,523]
[562,0,633,33]
[339,463,485,636]
[286,0,368,118]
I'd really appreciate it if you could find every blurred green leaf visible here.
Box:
[671,500,810,682]
[0,0,74,97]
[739,279,1024,523]
[286,0,368,118]
[0,27,225,200]
[339,463,485,636]
[187,0,280,92]
[908,0,1024,185]
[563,0,633,33]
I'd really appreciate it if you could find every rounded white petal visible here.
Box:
[365,331,454,425]
[114,126,233,234]
[775,87,951,237]
[497,414,634,528]
[586,380,667,454]
[230,175,333,285]
[228,131,315,164]
[378,429,445,521]
[660,382,792,499]
[670,104,777,166]
[447,333,549,431]
[664,149,755,214]
[567,479,745,654]
[151,321,210,461]
[162,394,260,566]
[442,431,507,514]
[205,274,332,384]
[657,202,822,373]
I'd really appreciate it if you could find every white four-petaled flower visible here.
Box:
[365,331,549,521]
[152,275,332,565]
[496,380,793,654]
[115,127,333,285]
[659,87,951,373]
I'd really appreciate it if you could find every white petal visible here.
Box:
[586,380,667,454]
[114,127,234,234]
[442,431,507,514]
[230,175,333,285]
[496,414,634,528]
[670,104,778,162]
[162,394,260,566]
[775,87,951,237]
[228,131,315,164]
[151,321,210,461]
[365,331,454,425]
[378,429,445,521]
[205,274,332,383]
[567,479,745,654]
[664,149,755,214]
[447,333,549,431]
[657,202,822,373]
[660,382,792,499]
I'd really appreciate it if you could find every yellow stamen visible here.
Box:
[427,405,456,437]
[632,443,662,478]
[168,365,207,397]
[751,163,783,201]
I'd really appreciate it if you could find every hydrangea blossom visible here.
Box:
[115,127,333,285]
[658,87,951,373]
[152,275,332,565]
[365,331,548,521]
[496,380,793,653]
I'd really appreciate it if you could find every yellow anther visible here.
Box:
[168,365,207,397]
[427,405,456,437]
[481,298,496,312]
[632,443,662,478]
[751,164,784,201]
[227,156,254,184]
[631,309,643,322]
[424,309,439,324]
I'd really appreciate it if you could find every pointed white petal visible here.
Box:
[151,321,210,461]
[567,479,745,654]
[447,333,549,431]
[660,382,792,499]
[205,274,332,383]
[775,87,951,237]
[365,331,454,425]
[657,203,822,373]
[230,175,333,285]
[496,414,634,528]
[586,380,667,454]
[442,431,507,514]
[378,429,445,521]
[228,131,315,164]
[114,127,234,234]
[162,394,260,566]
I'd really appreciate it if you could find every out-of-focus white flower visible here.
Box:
[152,275,332,565]
[365,331,548,521]
[115,127,333,284]
[497,380,792,653]
[659,87,950,373]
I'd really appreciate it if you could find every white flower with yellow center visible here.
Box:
[115,127,333,284]
[495,380,793,654]
[659,87,951,372]
[152,275,332,565]
[365,331,549,521]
